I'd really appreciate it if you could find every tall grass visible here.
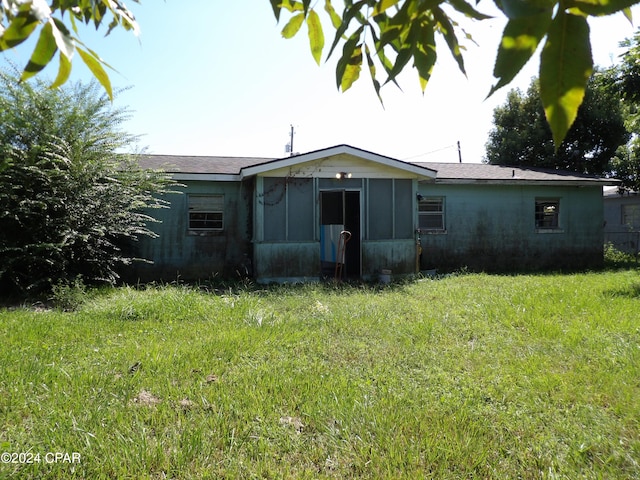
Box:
[1,271,639,479]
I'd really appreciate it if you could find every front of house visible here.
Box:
[131,145,615,283]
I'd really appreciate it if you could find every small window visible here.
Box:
[419,197,445,231]
[188,194,223,230]
[622,204,640,229]
[535,199,559,229]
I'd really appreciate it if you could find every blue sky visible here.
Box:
[2,2,639,162]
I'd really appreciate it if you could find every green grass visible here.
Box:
[1,271,640,479]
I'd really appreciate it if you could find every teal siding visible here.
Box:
[418,184,604,271]
[127,176,606,283]
[128,180,252,281]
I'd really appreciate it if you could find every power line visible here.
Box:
[402,143,457,161]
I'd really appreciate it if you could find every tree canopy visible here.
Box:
[0,0,139,100]
[1,0,638,147]
[0,68,173,294]
[485,72,630,175]
[609,29,640,191]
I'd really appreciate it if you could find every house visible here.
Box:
[603,186,640,255]
[130,145,616,283]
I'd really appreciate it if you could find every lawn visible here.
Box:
[1,271,639,479]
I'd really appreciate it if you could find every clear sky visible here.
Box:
[2,2,639,163]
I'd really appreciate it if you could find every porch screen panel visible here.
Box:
[263,177,286,241]
[369,179,393,240]
[288,178,314,240]
[394,179,413,238]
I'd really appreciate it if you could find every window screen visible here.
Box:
[188,194,224,230]
[535,199,560,229]
[419,197,444,231]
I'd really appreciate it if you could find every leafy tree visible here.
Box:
[485,71,630,175]
[610,29,640,191]
[0,0,139,99]
[272,0,635,148]
[609,146,640,192]
[0,69,173,294]
[2,1,639,147]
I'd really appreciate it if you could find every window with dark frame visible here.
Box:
[535,199,560,229]
[419,197,445,231]
[188,194,224,230]
[622,204,640,229]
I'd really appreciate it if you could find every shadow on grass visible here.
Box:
[603,282,640,299]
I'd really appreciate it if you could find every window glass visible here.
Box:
[622,204,640,229]
[419,197,444,231]
[188,194,224,230]
[535,199,560,229]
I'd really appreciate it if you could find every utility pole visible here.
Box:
[289,124,295,156]
[457,140,462,163]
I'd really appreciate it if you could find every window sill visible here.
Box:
[188,230,224,237]
[535,228,564,234]
[419,229,447,235]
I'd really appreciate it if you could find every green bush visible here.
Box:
[604,242,638,268]
[0,69,176,295]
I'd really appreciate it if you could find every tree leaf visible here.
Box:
[540,11,592,147]
[432,6,466,75]
[568,0,637,16]
[489,10,553,97]
[365,43,384,105]
[0,4,39,51]
[413,21,437,93]
[341,44,363,92]
[50,18,75,60]
[281,12,305,39]
[269,0,283,20]
[324,0,343,29]
[77,47,113,100]
[50,51,72,90]
[336,27,363,90]
[499,0,556,19]
[326,1,368,59]
[446,0,493,21]
[21,21,58,81]
[373,0,401,16]
[306,9,324,65]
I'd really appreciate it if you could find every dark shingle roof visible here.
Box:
[137,154,274,174]
[413,162,616,185]
[135,151,616,185]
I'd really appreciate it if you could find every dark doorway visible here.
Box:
[320,190,361,279]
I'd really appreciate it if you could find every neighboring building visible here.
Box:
[603,186,640,255]
[130,145,616,283]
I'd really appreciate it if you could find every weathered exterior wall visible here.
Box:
[418,183,604,272]
[603,193,640,254]
[362,239,417,277]
[253,242,320,282]
[253,175,420,281]
[127,180,253,282]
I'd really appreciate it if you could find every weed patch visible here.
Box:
[1,272,639,478]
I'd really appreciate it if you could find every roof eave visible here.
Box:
[430,179,619,186]
[172,173,241,182]
[239,144,437,180]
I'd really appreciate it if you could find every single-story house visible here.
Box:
[129,144,617,283]
[603,186,640,255]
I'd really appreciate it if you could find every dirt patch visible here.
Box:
[131,389,161,407]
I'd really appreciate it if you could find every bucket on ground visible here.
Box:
[379,269,392,284]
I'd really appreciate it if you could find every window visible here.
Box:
[419,197,445,231]
[622,204,640,229]
[188,194,223,230]
[535,199,559,229]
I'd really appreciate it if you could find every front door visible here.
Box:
[320,190,361,279]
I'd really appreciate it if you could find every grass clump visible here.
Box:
[1,272,639,478]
